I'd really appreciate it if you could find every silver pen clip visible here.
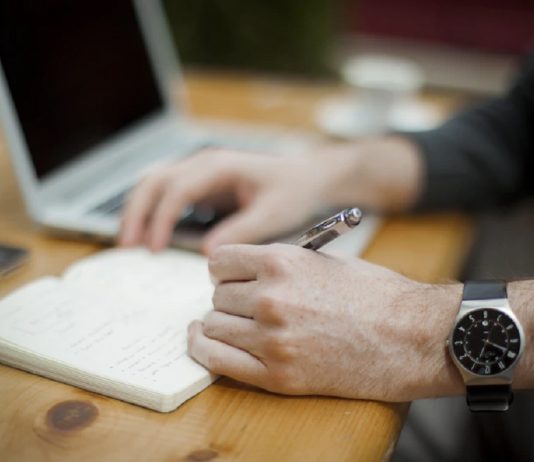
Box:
[295,207,362,251]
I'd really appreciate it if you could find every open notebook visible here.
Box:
[0,248,216,412]
[0,215,379,412]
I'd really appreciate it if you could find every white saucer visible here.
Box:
[315,97,443,139]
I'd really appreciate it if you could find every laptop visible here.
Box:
[0,0,379,255]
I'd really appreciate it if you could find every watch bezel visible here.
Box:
[447,300,525,386]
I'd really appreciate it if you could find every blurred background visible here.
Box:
[163,0,533,92]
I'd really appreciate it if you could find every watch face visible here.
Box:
[451,308,521,376]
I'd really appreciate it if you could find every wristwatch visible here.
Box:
[447,281,525,412]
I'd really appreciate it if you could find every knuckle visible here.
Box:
[208,248,226,276]
[212,287,232,311]
[208,245,238,279]
[208,254,219,277]
[262,332,296,360]
[256,292,284,324]
[261,251,290,278]
[261,255,279,277]
[202,312,217,334]
[257,291,276,309]
[209,246,226,266]
[203,325,215,340]
[211,288,220,308]
[204,353,220,372]
[204,351,230,375]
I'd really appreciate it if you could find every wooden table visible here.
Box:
[0,71,473,461]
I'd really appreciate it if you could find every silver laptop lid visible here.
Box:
[0,0,182,217]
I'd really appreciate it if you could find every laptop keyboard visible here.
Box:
[90,182,227,233]
[90,142,218,217]
[89,136,275,220]
[91,188,131,215]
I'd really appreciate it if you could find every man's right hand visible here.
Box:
[119,148,336,254]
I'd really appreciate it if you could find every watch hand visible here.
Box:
[478,322,498,360]
[478,343,487,361]
[484,339,507,352]
[477,324,495,360]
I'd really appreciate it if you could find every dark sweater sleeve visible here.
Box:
[408,55,534,210]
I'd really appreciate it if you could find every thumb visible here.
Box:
[202,202,274,254]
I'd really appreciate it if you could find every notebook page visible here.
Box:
[0,248,214,396]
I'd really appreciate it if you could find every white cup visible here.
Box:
[340,54,424,134]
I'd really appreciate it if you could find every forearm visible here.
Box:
[319,56,534,213]
[508,280,534,390]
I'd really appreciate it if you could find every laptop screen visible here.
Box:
[0,0,164,179]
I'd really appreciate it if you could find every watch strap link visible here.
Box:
[463,280,512,413]
[463,280,507,301]
[466,384,514,412]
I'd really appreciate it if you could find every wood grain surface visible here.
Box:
[0,71,472,462]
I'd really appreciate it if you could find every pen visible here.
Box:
[294,207,362,251]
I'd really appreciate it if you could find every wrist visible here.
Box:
[508,281,534,390]
[306,144,365,209]
[314,136,424,212]
[412,283,465,399]
[423,280,533,399]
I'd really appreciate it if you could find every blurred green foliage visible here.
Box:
[162,0,338,75]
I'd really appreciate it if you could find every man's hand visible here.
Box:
[188,243,464,402]
[119,149,335,253]
[119,138,423,254]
